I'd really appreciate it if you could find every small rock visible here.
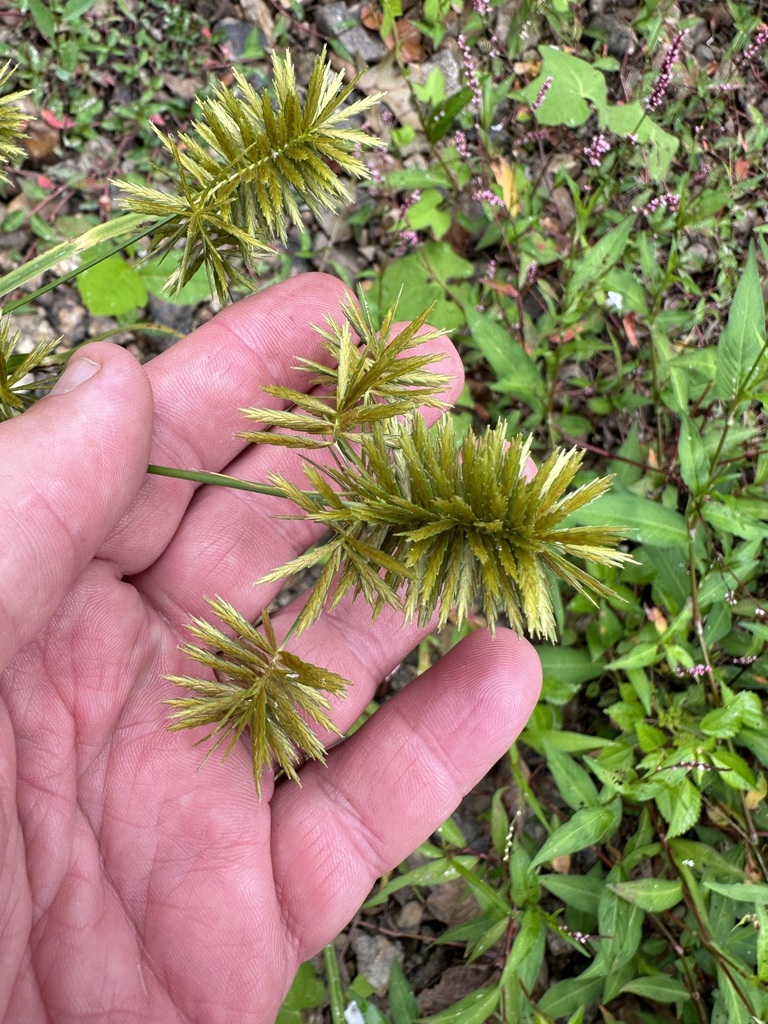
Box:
[349,932,403,995]
[148,294,194,338]
[315,1,353,38]
[50,297,88,345]
[215,17,258,61]
[10,313,52,353]
[338,25,388,64]
[396,900,424,931]
[238,0,274,35]
[587,12,638,58]
[693,43,714,66]
[416,49,462,97]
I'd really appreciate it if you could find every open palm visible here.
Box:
[0,274,541,1024]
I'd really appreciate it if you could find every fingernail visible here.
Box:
[50,357,100,395]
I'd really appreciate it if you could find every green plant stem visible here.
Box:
[2,216,173,313]
[147,462,286,498]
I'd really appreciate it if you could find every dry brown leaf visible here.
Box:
[489,155,519,215]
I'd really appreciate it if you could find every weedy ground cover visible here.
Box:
[1,0,768,1021]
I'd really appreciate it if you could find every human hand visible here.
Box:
[0,274,541,1023]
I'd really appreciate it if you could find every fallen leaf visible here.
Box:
[489,155,519,215]
[40,109,74,129]
[361,3,382,30]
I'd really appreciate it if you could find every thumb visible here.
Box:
[0,342,153,669]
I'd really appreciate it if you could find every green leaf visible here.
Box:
[277,962,325,1022]
[536,975,603,1018]
[656,777,701,839]
[539,873,605,915]
[610,878,683,912]
[568,217,635,298]
[601,100,678,179]
[28,0,57,40]
[418,985,500,1024]
[76,253,148,316]
[531,801,621,868]
[518,47,607,127]
[425,86,474,142]
[716,243,766,402]
[406,189,451,239]
[568,487,689,548]
[61,0,98,19]
[0,213,149,306]
[364,856,479,907]
[542,744,601,811]
[465,306,543,411]
[619,975,690,1003]
[704,881,768,904]
[677,412,709,493]
[536,645,606,687]
[388,961,419,1024]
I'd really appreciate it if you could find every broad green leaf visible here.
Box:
[539,873,604,914]
[568,488,688,548]
[425,86,473,142]
[568,217,635,298]
[531,801,621,868]
[501,909,545,983]
[518,47,607,127]
[610,878,683,912]
[277,962,325,1022]
[669,839,746,879]
[535,645,605,687]
[419,984,500,1024]
[606,643,660,671]
[701,499,768,541]
[619,975,690,1003]
[28,0,56,39]
[406,189,451,239]
[704,881,768,904]
[61,0,99,18]
[76,254,148,316]
[465,307,543,412]
[536,975,603,1018]
[542,744,600,811]
[716,243,766,403]
[601,100,678,179]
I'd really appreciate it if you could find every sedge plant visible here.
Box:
[0,49,631,798]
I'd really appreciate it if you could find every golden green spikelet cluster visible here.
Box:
[170,300,632,794]
[0,62,28,185]
[166,600,348,798]
[265,417,629,642]
[0,315,60,421]
[118,49,384,300]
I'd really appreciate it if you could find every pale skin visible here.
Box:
[0,273,542,1024]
